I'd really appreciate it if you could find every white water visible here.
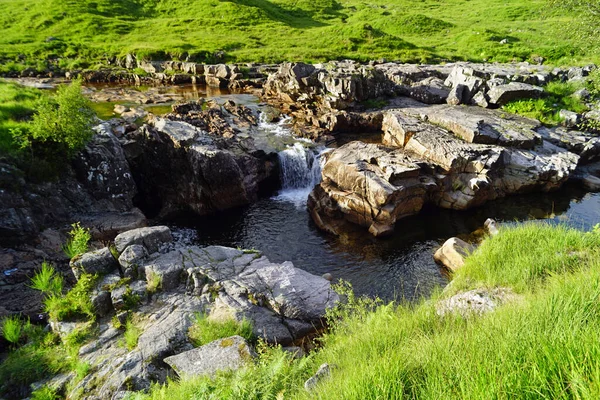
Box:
[274,142,325,207]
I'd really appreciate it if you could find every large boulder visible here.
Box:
[164,336,255,378]
[114,226,173,254]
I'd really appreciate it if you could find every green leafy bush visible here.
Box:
[188,313,254,347]
[62,222,91,259]
[27,79,95,156]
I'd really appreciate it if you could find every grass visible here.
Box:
[62,222,91,259]
[30,263,97,322]
[188,313,255,347]
[503,81,589,125]
[1,316,24,345]
[0,0,598,69]
[121,318,142,350]
[131,223,600,400]
[0,80,42,155]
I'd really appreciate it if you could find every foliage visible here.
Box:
[62,222,91,259]
[547,0,600,44]
[121,318,141,350]
[30,386,59,400]
[1,316,23,344]
[188,313,255,347]
[146,271,162,294]
[27,79,95,157]
[587,69,600,98]
[30,263,97,322]
[0,80,42,156]
[503,81,588,125]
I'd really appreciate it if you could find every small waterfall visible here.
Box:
[275,142,324,206]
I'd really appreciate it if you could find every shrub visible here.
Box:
[62,222,91,259]
[188,313,254,347]
[27,79,95,156]
[1,316,23,344]
[30,386,59,400]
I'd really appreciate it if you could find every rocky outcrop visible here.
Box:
[122,103,279,218]
[309,98,583,236]
[55,226,338,399]
[436,288,518,317]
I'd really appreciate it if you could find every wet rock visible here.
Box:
[164,336,255,378]
[70,247,118,280]
[484,218,500,236]
[582,174,600,191]
[114,226,173,254]
[487,82,545,106]
[304,363,332,391]
[434,237,475,272]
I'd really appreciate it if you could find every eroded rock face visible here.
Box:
[122,109,278,218]
[309,99,582,236]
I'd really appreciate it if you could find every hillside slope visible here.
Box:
[0,0,592,68]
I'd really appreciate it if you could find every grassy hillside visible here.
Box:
[124,223,600,400]
[0,0,596,70]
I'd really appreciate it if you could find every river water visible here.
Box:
[92,84,600,301]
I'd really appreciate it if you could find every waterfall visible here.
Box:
[275,142,324,206]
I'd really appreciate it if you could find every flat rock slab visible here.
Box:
[487,82,545,106]
[115,225,173,254]
[70,247,118,280]
[164,335,255,378]
[401,104,542,149]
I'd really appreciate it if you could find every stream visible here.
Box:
[92,84,600,302]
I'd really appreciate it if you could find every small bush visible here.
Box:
[31,386,59,400]
[1,316,23,344]
[28,79,95,156]
[62,222,91,259]
[188,313,254,347]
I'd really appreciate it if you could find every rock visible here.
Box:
[446,84,466,105]
[559,109,581,128]
[114,104,130,114]
[484,218,500,236]
[144,251,185,291]
[536,126,600,164]
[433,237,475,272]
[70,247,118,280]
[304,363,332,391]
[409,77,450,104]
[582,174,600,191]
[573,88,591,101]
[164,336,255,378]
[308,141,435,236]
[282,346,305,359]
[114,226,173,254]
[444,65,485,103]
[118,244,149,279]
[436,288,517,317]
[487,82,545,106]
[471,91,489,108]
[91,290,113,317]
[322,273,333,281]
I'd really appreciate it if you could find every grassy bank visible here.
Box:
[0,0,597,70]
[131,223,600,399]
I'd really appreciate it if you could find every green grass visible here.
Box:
[1,316,24,345]
[0,80,42,155]
[62,222,91,260]
[188,313,255,347]
[121,318,142,350]
[0,0,597,68]
[132,223,600,400]
[503,81,589,125]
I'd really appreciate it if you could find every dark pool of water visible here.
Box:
[172,184,600,302]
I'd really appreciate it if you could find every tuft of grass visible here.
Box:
[62,222,91,260]
[1,316,23,345]
[121,318,141,351]
[31,386,59,400]
[188,313,255,347]
[30,261,64,296]
[503,81,588,125]
[31,263,97,322]
[146,271,162,294]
